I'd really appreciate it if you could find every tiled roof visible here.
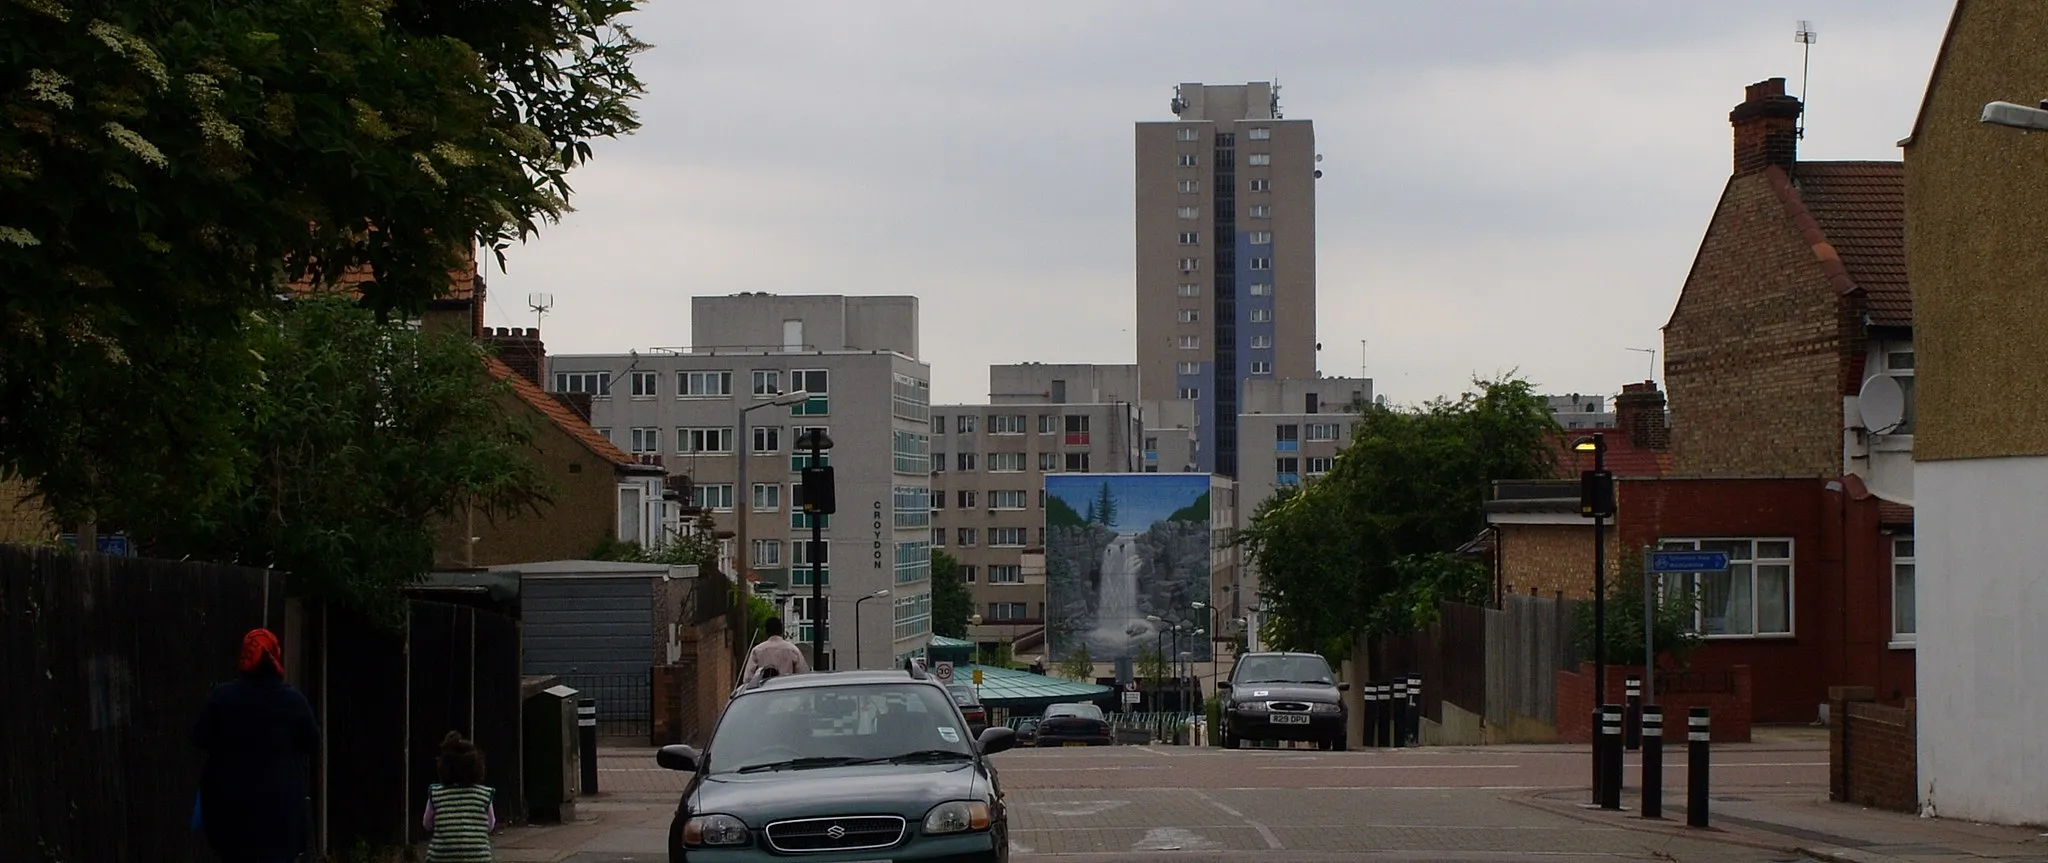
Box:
[1877,501,1915,526]
[1546,432,1671,479]
[482,356,638,469]
[1791,162,1909,327]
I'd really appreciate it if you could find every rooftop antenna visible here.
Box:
[1360,339,1368,379]
[526,291,553,331]
[1271,77,1283,119]
[1626,347,1657,380]
[1794,20,1817,139]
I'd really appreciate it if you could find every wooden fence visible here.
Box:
[0,544,285,863]
[1374,594,1583,742]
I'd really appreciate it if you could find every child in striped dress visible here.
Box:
[423,731,496,862]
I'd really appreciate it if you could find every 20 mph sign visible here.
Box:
[934,661,955,683]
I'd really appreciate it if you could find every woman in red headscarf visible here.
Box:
[191,628,320,862]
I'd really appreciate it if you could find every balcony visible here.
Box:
[1275,472,1300,486]
[1275,440,1299,453]
[1064,432,1091,446]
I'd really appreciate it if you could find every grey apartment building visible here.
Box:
[928,363,1155,655]
[1234,376,1372,622]
[1136,81,1319,478]
[547,294,935,670]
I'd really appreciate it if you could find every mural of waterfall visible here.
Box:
[1044,474,1216,664]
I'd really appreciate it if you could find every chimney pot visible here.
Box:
[1730,77,1802,175]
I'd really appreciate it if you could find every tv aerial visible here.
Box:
[1795,20,1817,139]
[527,292,553,331]
[1626,347,1657,379]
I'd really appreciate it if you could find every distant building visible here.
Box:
[547,294,934,670]
[1233,376,1372,617]
[1545,393,1615,429]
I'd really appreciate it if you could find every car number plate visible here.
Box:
[1270,714,1311,725]
[1064,741,1088,747]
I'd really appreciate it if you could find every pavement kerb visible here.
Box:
[1506,788,1835,859]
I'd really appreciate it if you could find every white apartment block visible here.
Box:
[1234,376,1373,620]
[547,294,934,670]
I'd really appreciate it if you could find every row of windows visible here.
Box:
[1175,178,1273,194]
[1176,307,1275,325]
[1172,153,1275,168]
[934,413,1088,436]
[930,489,1040,510]
[894,541,931,585]
[1175,231,1274,245]
[933,527,1038,548]
[557,369,834,401]
[1178,205,1272,220]
[891,374,931,423]
[893,485,930,528]
[934,451,1094,473]
[1177,126,1273,142]
[892,430,930,475]
[1175,332,1283,352]
[1175,256,1274,271]
[621,425,839,457]
[1176,282,1274,298]
[893,592,933,640]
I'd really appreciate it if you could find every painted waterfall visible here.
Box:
[1044,474,1214,664]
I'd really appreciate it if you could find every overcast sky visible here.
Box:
[485,0,1953,407]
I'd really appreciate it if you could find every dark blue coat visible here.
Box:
[191,671,319,859]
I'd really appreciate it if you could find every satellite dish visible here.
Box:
[1313,170,1323,179]
[1857,374,1907,433]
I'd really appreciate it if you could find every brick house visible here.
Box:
[1615,77,1916,725]
[1484,381,1671,601]
[1900,0,2048,826]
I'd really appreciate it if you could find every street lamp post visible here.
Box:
[853,588,890,669]
[1573,433,1615,801]
[796,426,836,670]
[733,389,810,671]
[1981,99,2048,132]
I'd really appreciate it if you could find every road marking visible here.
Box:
[1131,745,1180,757]
[1008,839,1034,854]
[1210,785,1546,791]
[1188,789,1284,850]
[1000,765,1165,772]
[1028,800,1130,817]
[1132,826,1219,851]
[1255,763,1521,770]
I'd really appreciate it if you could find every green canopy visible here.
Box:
[956,662,1110,711]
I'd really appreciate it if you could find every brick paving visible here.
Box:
[487,739,2048,862]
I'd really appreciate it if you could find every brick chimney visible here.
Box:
[483,326,546,390]
[1614,381,1669,451]
[1730,77,1802,174]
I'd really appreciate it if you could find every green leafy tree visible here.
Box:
[930,549,974,638]
[1135,643,1171,703]
[141,297,551,622]
[0,0,647,535]
[1572,553,1704,670]
[1240,376,1558,667]
[1056,642,1094,681]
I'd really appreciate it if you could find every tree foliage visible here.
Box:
[1135,643,1171,695]
[141,297,552,621]
[1239,376,1559,663]
[1055,642,1094,682]
[930,549,974,639]
[0,0,647,527]
[1572,553,1705,669]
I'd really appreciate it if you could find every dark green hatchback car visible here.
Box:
[654,665,1018,862]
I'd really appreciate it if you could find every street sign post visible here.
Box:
[934,661,954,684]
[59,534,131,556]
[1641,549,1731,703]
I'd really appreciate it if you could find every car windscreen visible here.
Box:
[709,683,973,774]
[1044,703,1104,721]
[947,685,979,706]
[1233,654,1336,685]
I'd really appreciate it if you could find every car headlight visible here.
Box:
[682,813,750,846]
[923,800,993,834]
[1311,702,1342,714]
[1233,700,1267,712]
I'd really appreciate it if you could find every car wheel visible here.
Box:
[1329,733,1348,752]
[1222,723,1241,749]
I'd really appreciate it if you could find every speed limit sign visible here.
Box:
[933,661,954,683]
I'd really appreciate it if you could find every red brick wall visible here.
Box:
[1555,662,1752,743]
[1829,687,1916,812]
[1662,170,1852,478]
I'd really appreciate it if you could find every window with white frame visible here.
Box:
[989,490,1026,510]
[789,369,830,414]
[1249,282,1272,296]
[1177,154,1199,167]
[989,566,1025,585]
[793,537,828,567]
[1178,179,1200,193]
[1249,361,1272,375]
[1178,309,1199,323]
[1177,206,1200,220]
[956,490,977,508]
[1307,456,1334,475]
[1038,414,1056,434]
[893,592,932,640]
[695,483,735,511]
[630,370,658,398]
[554,371,611,396]
[988,601,1028,620]
[1176,361,1201,375]
[1249,231,1273,244]
[1247,153,1272,166]
[989,527,1027,547]
[678,427,734,454]
[1177,335,1200,349]
[678,370,732,397]
[1177,283,1201,297]
[1307,422,1340,441]
[752,426,781,454]
[1249,179,1271,192]
[1178,231,1200,245]
[1178,387,1200,400]
[1251,335,1272,349]
[1885,347,1915,435]
[629,427,660,453]
[956,452,976,471]
[1177,127,1199,141]
[1249,204,1271,218]
[957,415,977,434]
[989,414,1026,435]
[1249,257,1272,270]
[1064,452,1091,472]
[956,527,977,547]
[931,526,945,546]
[1892,535,1915,642]
[930,491,944,510]
[751,539,782,567]
[750,369,781,397]
[987,452,1025,472]
[893,486,930,528]
[1249,308,1273,322]
[1248,127,1272,140]
[1038,452,1058,471]
[959,565,977,584]
[752,482,781,512]
[1657,538,1794,636]
[1179,257,1201,271]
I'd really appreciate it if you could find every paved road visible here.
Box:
[503,743,1836,862]
[992,744,1824,862]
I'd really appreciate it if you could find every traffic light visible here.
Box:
[799,465,837,515]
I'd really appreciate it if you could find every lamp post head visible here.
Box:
[768,389,811,407]
[1190,600,1208,610]
[969,614,983,626]
[796,427,835,451]
[1981,100,2048,132]
[869,588,890,598]
[1571,432,1606,454]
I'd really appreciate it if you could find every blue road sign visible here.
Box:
[1650,550,1728,573]
[58,533,132,556]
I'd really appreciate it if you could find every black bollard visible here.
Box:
[1363,682,1379,747]
[1406,672,1423,746]
[1624,675,1642,751]
[1599,704,1623,810]
[1391,677,1409,748]
[1590,707,1603,804]
[1686,707,1710,828]
[1379,682,1397,748]
[1640,705,1663,819]
[578,697,600,794]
